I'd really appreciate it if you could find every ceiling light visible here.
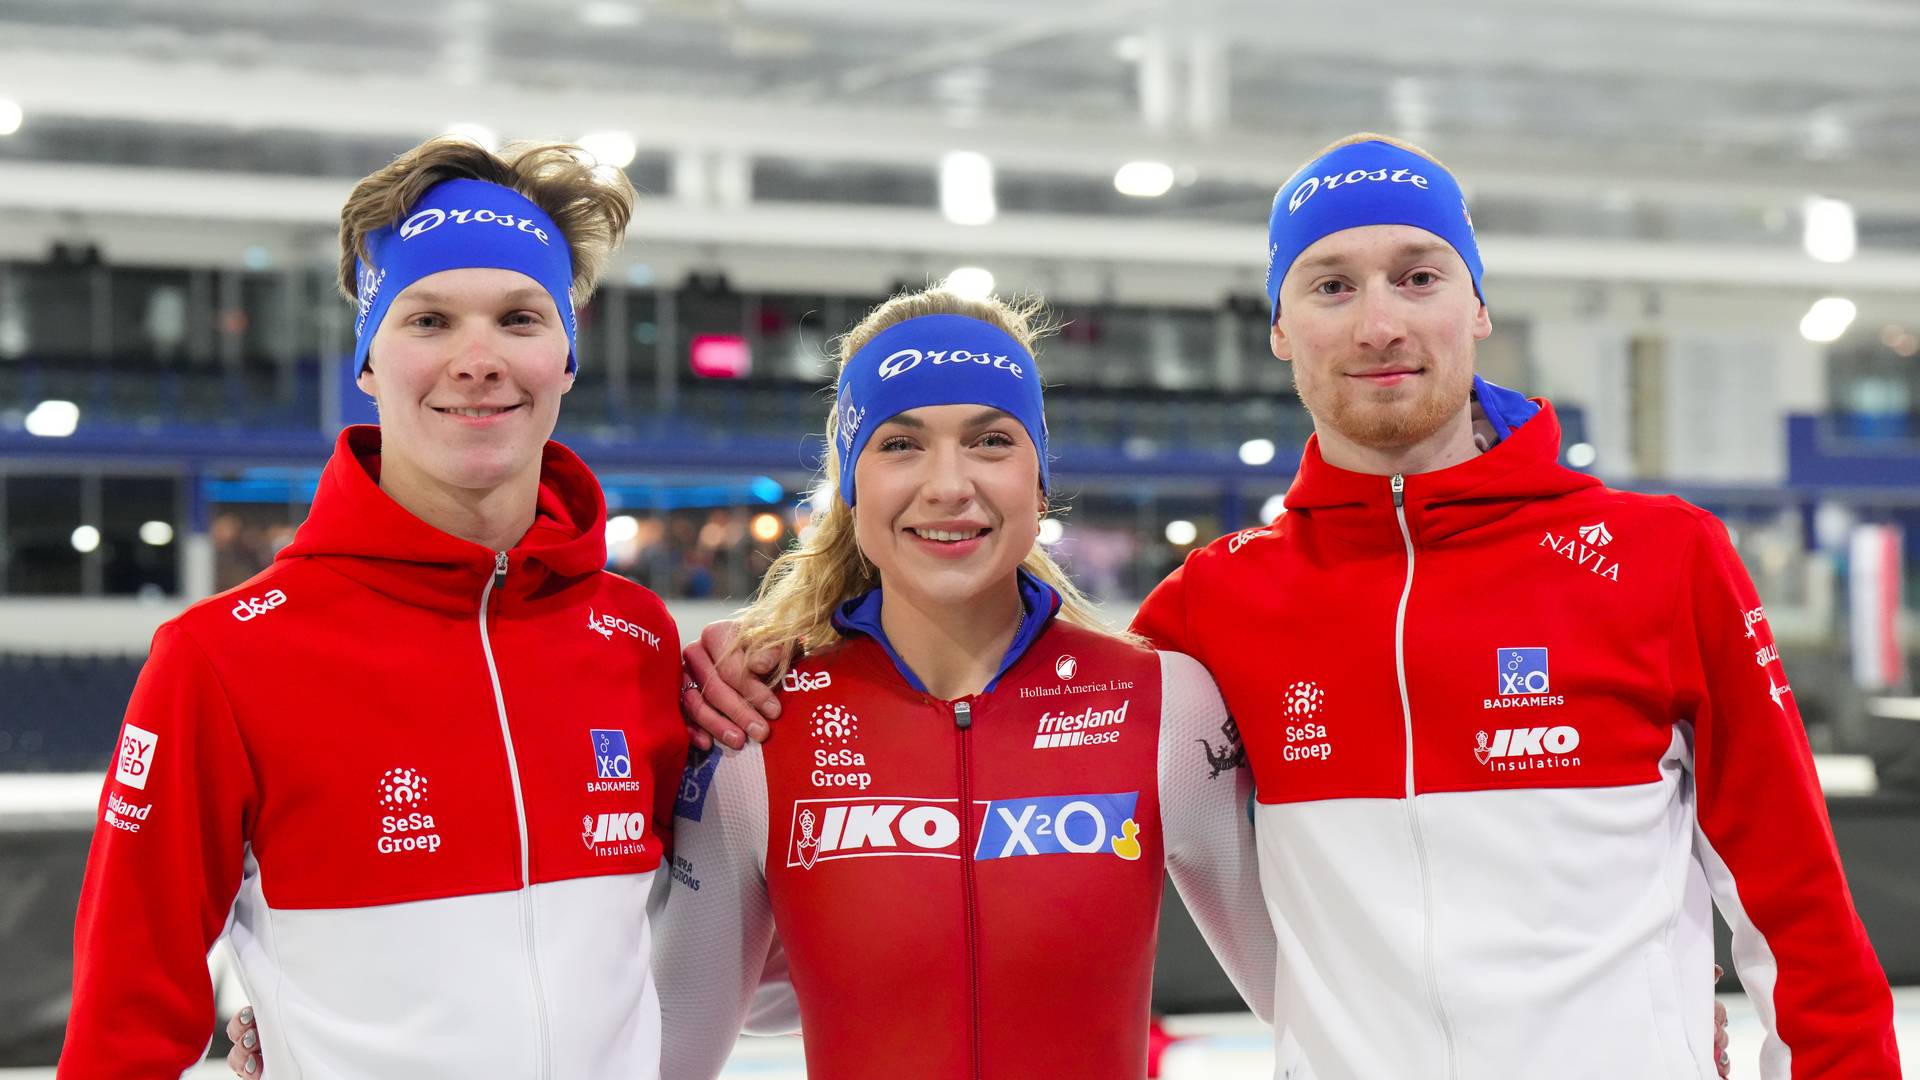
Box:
[139,521,175,546]
[1113,161,1175,198]
[25,400,79,437]
[1165,520,1199,546]
[579,2,642,27]
[1565,442,1598,469]
[750,513,783,544]
[577,130,637,170]
[1238,438,1276,466]
[1803,196,1856,263]
[942,267,995,301]
[1037,518,1064,546]
[1259,494,1287,523]
[606,515,640,545]
[940,151,996,226]
[0,98,22,137]
[1799,297,1857,343]
[71,525,100,554]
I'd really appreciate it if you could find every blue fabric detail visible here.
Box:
[351,178,577,374]
[830,569,1062,695]
[1472,374,1539,443]
[833,314,1048,507]
[1265,141,1484,321]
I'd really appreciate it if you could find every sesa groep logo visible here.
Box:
[786,790,1143,870]
[377,767,442,854]
[876,347,1026,382]
[1287,165,1431,215]
[399,206,551,246]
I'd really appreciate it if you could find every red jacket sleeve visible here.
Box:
[1130,553,1198,657]
[1671,512,1898,1078]
[59,622,257,1078]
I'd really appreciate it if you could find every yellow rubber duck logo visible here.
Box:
[1110,818,1142,861]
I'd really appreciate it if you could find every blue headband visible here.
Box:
[1265,141,1484,322]
[834,314,1048,507]
[352,177,578,374]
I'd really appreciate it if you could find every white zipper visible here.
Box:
[1390,474,1459,1080]
[479,550,552,1079]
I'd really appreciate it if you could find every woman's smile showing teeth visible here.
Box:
[912,526,986,542]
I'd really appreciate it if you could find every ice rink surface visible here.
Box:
[10,987,1915,1079]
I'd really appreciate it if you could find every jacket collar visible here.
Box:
[830,569,1063,696]
[1283,399,1600,546]
[275,425,608,613]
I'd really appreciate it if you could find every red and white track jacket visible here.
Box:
[60,426,686,1080]
[1134,403,1898,1080]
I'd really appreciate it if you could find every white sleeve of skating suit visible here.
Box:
[1157,649,1277,1024]
[650,743,798,1080]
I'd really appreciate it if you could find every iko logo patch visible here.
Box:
[1473,726,1582,772]
[114,723,158,790]
[591,729,632,779]
[582,811,649,856]
[675,748,722,822]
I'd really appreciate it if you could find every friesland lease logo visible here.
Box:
[115,723,159,790]
[592,729,632,779]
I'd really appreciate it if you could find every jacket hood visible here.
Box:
[1283,400,1600,546]
[276,425,608,611]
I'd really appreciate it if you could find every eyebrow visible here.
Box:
[398,287,551,307]
[878,407,1016,430]
[1292,241,1453,276]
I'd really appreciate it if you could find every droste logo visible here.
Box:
[399,206,551,245]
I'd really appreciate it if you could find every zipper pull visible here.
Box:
[953,700,972,730]
[1391,473,1405,508]
[493,550,509,589]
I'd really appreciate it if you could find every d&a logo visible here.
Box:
[782,669,832,693]
[785,791,1144,869]
[582,811,649,856]
[377,766,442,854]
[114,723,159,790]
[1054,654,1078,680]
[1473,727,1582,772]
[1228,528,1273,555]
[231,588,288,622]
